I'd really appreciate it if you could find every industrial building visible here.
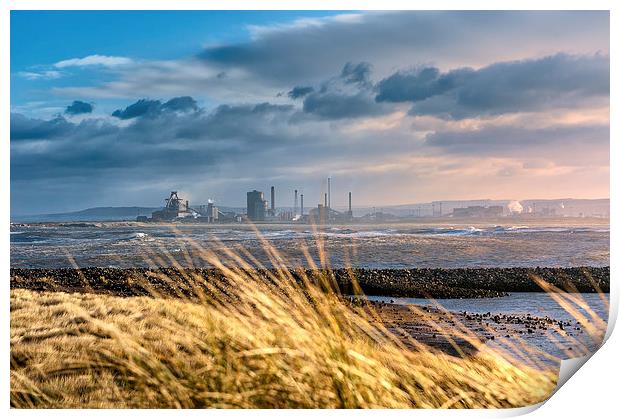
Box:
[195,201,219,223]
[247,190,268,221]
[150,191,194,221]
[307,181,354,223]
[138,192,230,223]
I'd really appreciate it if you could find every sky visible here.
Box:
[10,11,610,214]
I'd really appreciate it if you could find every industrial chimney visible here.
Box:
[327,177,331,209]
[294,189,298,216]
[348,192,352,214]
[300,194,304,216]
[270,186,275,214]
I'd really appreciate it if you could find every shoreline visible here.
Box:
[363,300,591,360]
[10,266,609,299]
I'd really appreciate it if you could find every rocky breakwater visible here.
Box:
[334,267,609,298]
[10,266,609,300]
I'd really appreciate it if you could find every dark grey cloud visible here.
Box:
[112,96,202,119]
[340,62,372,86]
[375,67,458,103]
[297,62,388,120]
[175,102,294,140]
[199,11,608,86]
[295,54,609,120]
[302,92,382,120]
[288,86,314,99]
[112,99,162,119]
[65,100,93,115]
[11,100,296,181]
[376,54,609,119]
[11,113,121,143]
[162,96,198,112]
[10,113,74,140]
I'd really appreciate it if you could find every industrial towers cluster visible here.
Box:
[138,178,355,223]
[246,177,354,223]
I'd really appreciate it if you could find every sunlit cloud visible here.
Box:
[54,54,133,68]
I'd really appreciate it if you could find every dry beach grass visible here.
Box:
[9,232,607,408]
[11,287,558,408]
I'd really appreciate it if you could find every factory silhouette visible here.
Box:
[246,177,354,223]
[135,177,609,224]
[140,177,354,224]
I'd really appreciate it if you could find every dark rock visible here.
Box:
[9,266,609,300]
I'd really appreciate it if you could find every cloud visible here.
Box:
[17,70,62,80]
[51,12,608,104]
[54,54,133,68]
[425,123,609,165]
[175,102,294,140]
[11,113,119,142]
[375,67,455,103]
[298,62,389,120]
[376,53,609,119]
[10,113,74,140]
[65,100,93,115]
[111,96,200,120]
[112,99,161,119]
[200,11,608,85]
[303,91,383,120]
[288,86,314,99]
[340,62,372,86]
[161,96,198,112]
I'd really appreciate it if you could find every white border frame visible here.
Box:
[2,2,616,418]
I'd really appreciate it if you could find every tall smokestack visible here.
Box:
[300,194,304,216]
[294,189,298,216]
[324,193,328,208]
[348,192,352,213]
[270,186,275,213]
[327,177,331,209]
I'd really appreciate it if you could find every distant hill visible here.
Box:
[12,207,160,223]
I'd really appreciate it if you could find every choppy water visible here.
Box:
[10,221,609,269]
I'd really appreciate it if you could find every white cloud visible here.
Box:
[54,54,133,68]
[17,70,62,80]
[53,58,284,103]
[246,13,364,40]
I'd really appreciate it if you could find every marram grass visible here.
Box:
[11,235,590,408]
[10,276,559,407]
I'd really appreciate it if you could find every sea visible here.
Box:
[10,220,609,269]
